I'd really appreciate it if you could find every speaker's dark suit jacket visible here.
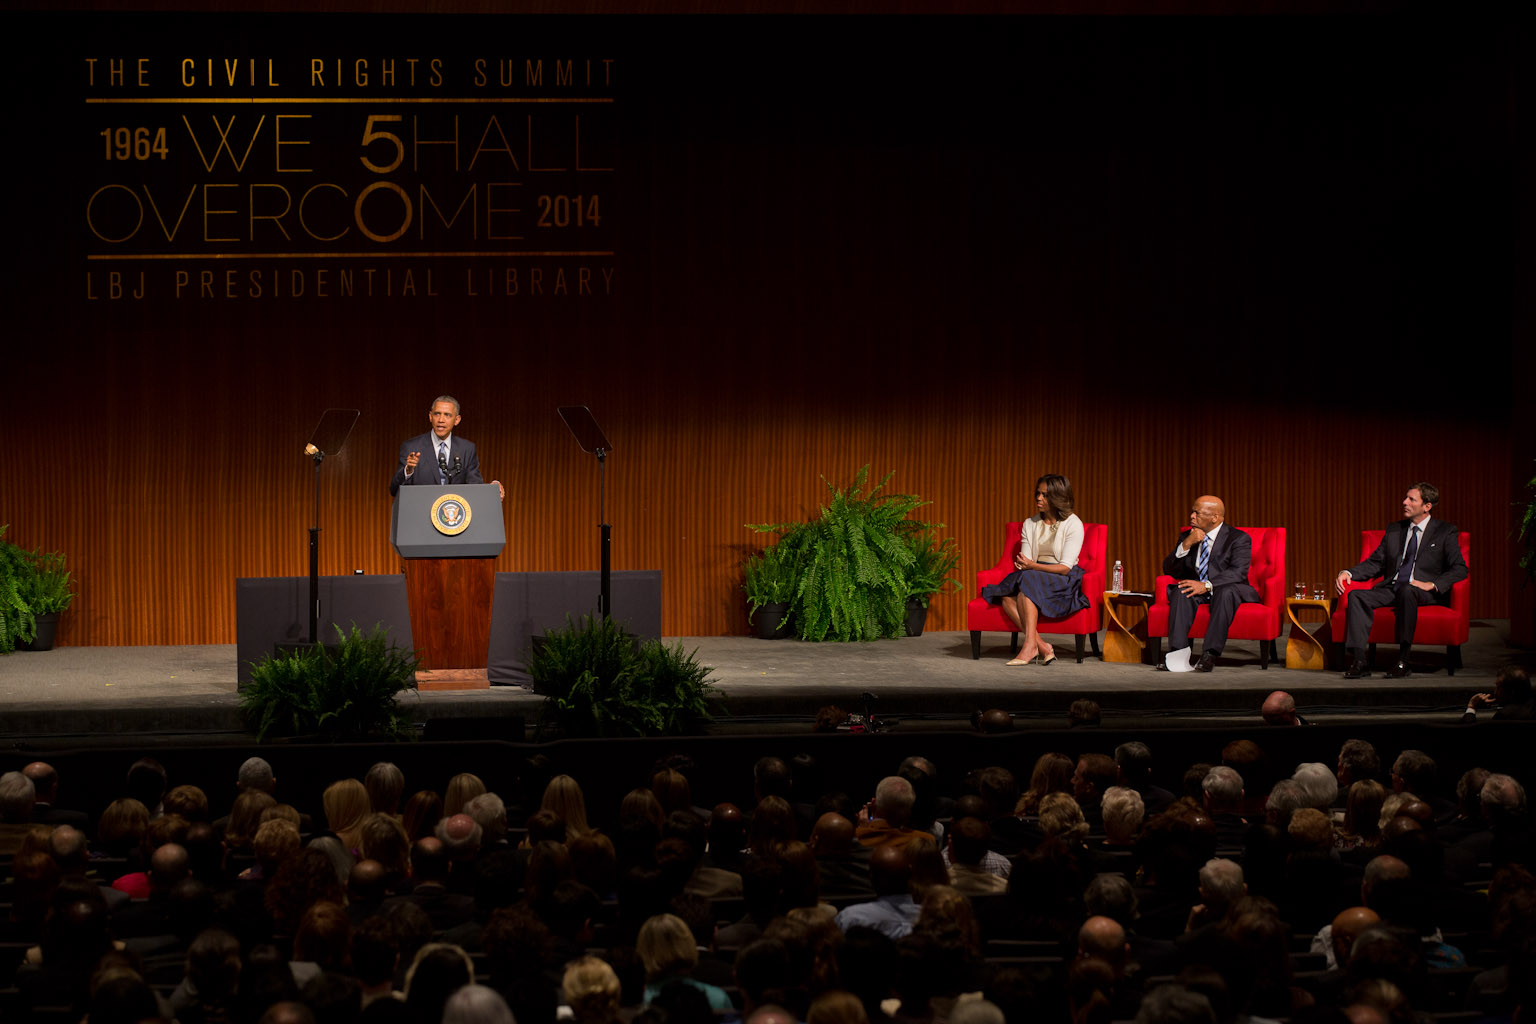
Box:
[1343,518,1466,650]
[1347,518,1466,594]
[1162,524,1261,653]
[388,432,482,496]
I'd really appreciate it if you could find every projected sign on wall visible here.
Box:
[79,52,617,303]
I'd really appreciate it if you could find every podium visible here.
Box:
[391,484,506,690]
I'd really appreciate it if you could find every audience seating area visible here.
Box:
[0,718,1533,1024]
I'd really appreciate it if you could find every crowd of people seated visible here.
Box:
[1,673,1534,1024]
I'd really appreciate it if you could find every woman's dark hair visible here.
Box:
[1037,474,1075,522]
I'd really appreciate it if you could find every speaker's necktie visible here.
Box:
[437,441,448,484]
[1198,537,1211,582]
[1396,526,1420,584]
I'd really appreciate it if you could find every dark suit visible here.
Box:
[388,432,482,496]
[1162,525,1260,655]
[1343,518,1466,651]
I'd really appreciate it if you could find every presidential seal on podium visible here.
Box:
[430,493,472,535]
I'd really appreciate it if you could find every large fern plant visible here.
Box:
[749,467,956,641]
[529,615,719,738]
[240,624,420,741]
[0,526,37,654]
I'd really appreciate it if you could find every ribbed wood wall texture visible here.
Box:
[0,365,1514,647]
[6,18,1517,647]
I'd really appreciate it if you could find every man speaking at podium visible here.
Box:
[389,395,504,500]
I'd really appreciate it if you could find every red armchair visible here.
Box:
[967,521,1107,662]
[1328,530,1471,674]
[1146,526,1286,668]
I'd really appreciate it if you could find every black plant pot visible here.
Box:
[23,613,59,651]
[905,598,928,637]
[754,602,792,640]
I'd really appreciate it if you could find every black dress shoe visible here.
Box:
[1384,661,1412,678]
[1195,651,1216,672]
[1343,662,1370,680]
[1155,662,1171,672]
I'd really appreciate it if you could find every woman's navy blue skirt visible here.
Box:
[981,565,1089,619]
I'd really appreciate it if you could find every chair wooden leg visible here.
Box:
[1447,644,1462,675]
[970,631,981,660]
[1010,632,1019,653]
[1075,634,1086,663]
[1150,638,1162,665]
[1260,639,1270,669]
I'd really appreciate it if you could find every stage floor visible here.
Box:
[0,620,1523,744]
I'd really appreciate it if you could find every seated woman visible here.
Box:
[981,473,1089,666]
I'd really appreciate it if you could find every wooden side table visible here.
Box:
[1285,596,1334,670]
[1103,592,1153,664]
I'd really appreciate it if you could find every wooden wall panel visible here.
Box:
[0,369,1512,647]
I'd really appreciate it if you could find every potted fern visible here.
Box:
[239,624,420,741]
[748,466,958,642]
[21,549,75,651]
[0,526,35,654]
[529,615,719,738]
[901,528,962,636]
[742,536,802,639]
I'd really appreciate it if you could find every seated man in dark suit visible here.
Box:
[1336,482,1467,679]
[1159,495,1260,673]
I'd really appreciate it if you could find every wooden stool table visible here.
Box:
[1284,596,1334,670]
[1102,591,1153,664]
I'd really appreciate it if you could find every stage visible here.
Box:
[0,621,1520,746]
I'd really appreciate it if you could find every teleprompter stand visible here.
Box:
[557,406,615,620]
[302,409,359,645]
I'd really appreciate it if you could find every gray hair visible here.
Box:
[1198,858,1245,907]
[950,1000,1005,1024]
[443,983,515,1024]
[1101,786,1145,844]
[1293,763,1339,810]
[1267,779,1304,817]
[1481,774,1527,817]
[238,757,275,791]
[1202,766,1243,805]
[431,395,462,415]
[873,776,916,823]
[307,835,354,885]
[464,792,508,840]
[0,771,36,821]
[1134,985,1217,1024]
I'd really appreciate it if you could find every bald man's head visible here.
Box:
[149,842,190,891]
[1078,915,1128,973]
[810,813,854,855]
[1330,906,1381,966]
[1261,691,1298,726]
[868,844,911,896]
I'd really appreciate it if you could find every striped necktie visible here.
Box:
[1198,537,1211,581]
[437,441,447,484]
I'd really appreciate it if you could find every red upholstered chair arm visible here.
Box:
[976,567,1011,589]
[1260,573,1286,609]
[1081,568,1106,610]
[1152,575,1174,606]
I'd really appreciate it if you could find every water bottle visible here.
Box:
[1112,560,1124,593]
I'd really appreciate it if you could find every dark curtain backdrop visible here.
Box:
[4,14,1515,646]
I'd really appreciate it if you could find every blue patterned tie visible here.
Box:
[1198,537,1211,582]
[437,441,447,484]
[1395,526,1420,584]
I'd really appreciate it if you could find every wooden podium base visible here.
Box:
[416,668,490,691]
[403,557,495,684]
